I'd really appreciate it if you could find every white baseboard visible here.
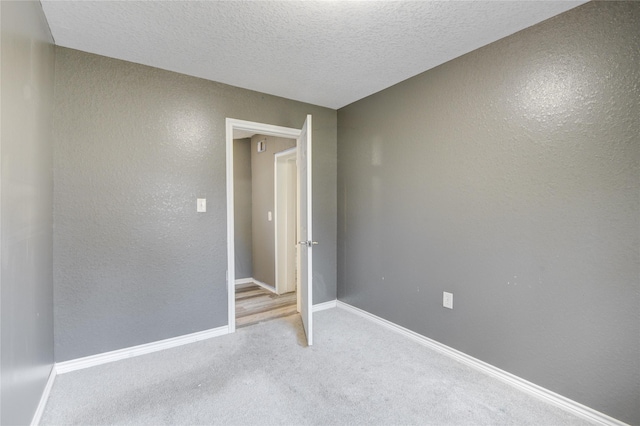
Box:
[56,325,229,374]
[336,301,626,426]
[235,277,276,294]
[313,299,337,312]
[252,279,276,293]
[30,365,57,426]
[53,297,332,376]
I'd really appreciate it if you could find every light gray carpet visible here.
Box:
[42,308,589,425]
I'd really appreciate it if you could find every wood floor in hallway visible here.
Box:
[235,283,297,328]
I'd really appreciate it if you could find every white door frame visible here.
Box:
[274,147,298,296]
[226,118,301,333]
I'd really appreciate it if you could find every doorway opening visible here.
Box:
[226,116,314,345]
[233,136,297,328]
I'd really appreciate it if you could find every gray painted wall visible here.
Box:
[53,47,337,362]
[337,2,639,424]
[251,135,296,287]
[0,1,55,424]
[233,138,252,279]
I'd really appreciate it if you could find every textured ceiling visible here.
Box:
[40,1,586,109]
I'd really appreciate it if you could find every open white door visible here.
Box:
[297,115,314,346]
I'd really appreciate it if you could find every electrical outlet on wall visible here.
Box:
[443,292,453,309]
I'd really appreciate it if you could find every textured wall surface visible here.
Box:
[0,1,56,424]
[53,47,337,361]
[337,2,639,424]
[251,135,296,287]
[233,138,252,279]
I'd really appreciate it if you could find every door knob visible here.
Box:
[298,240,319,246]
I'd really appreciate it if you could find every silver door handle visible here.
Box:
[298,241,319,246]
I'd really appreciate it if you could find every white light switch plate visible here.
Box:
[197,198,206,213]
[443,292,453,309]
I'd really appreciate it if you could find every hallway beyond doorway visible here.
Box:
[235,283,296,328]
